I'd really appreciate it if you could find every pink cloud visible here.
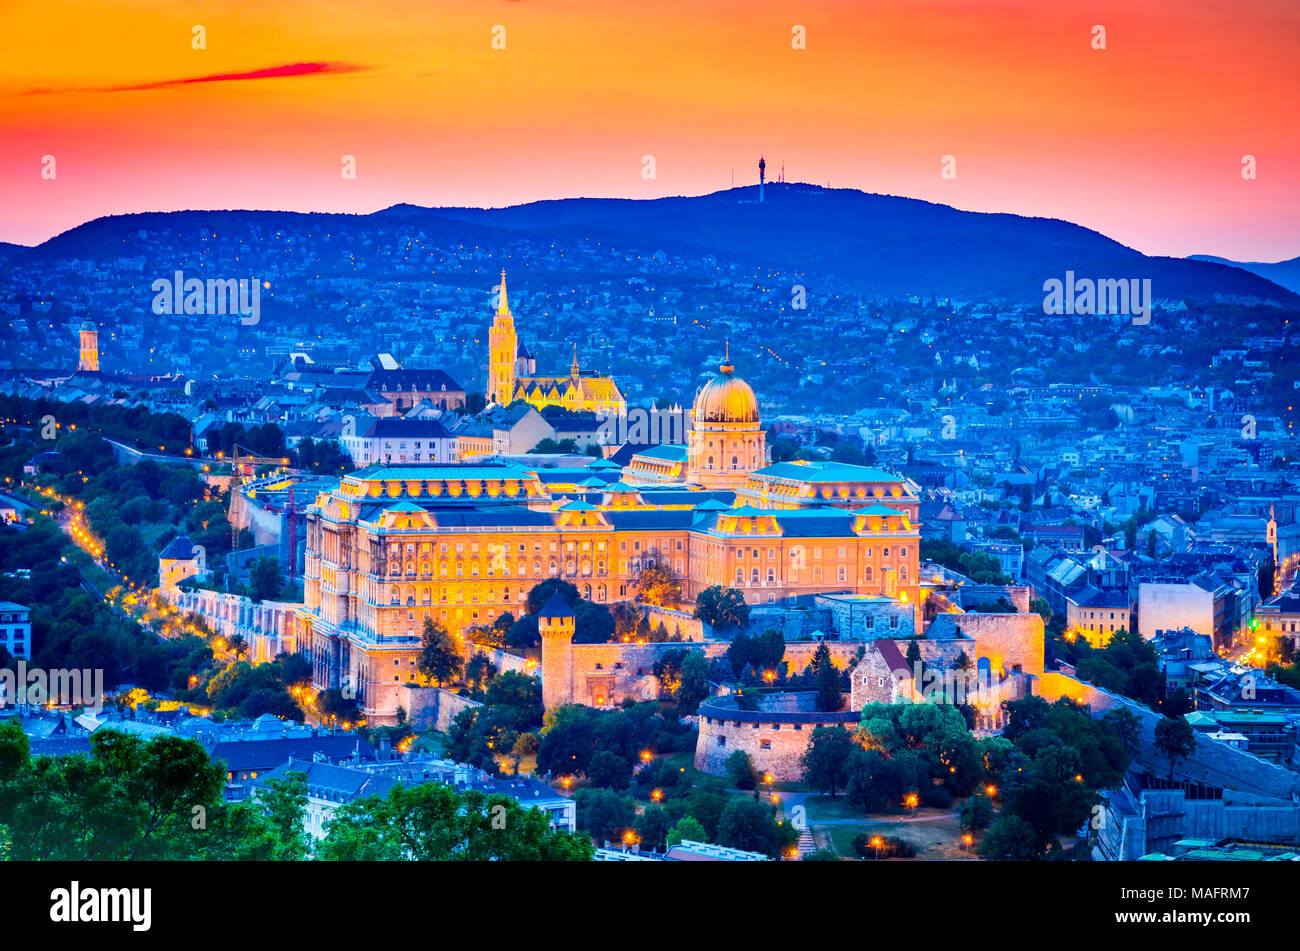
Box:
[24,61,369,95]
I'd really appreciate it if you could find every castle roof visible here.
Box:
[159,534,197,560]
[538,593,575,619]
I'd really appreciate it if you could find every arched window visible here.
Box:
[389,586,399,604]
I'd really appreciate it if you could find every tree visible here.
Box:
[587,750,632,790]
[227,633,249,660]
[249,556,285,602]
[960,792,994,832]
[635,562,682,607]
[810,643,843,712]
[536,704,599,776]
[694,585,750,631]
[257,771,311,860]
[715,798,794,858]
[1154,716,1196,781]
[725,749,758,790]
[800,726,855,796]
[464,653,497,694]
[0,722,284,860]
[635,804,673,851]
[320,782,591,860]
[526,578,581,616]
[978,815,1042,861]
[677,651,711,712]
[574,788,637,844]
[417,617,463,686]
[667,816,707,846]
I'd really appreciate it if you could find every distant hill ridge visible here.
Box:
[1187,254,1300,295]
[10,184,1297,305]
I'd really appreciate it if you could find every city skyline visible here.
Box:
[2,0,1298,260]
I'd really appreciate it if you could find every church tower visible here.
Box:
[487,270,517,406]
[78,320,99,372]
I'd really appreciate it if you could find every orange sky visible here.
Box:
[1,0,1296,259]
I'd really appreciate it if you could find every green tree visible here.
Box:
[1154,716,1196,781]
[810,642,843,712]
[635,562,682,607]
[417,617,463,686]
[978,814,1042,861]
[635,803,673,852]
[800,726,855,796]
[667,816,707,846]
[587,750,633,790]
[960,792,994,832]
[257,771,311,860]
[574,787,637,844]
[715,798,794,858]
[319,782,592,860]
[677,651,711,712]
[694,585,750,631]
[249,556,285,602]
[725,749,758,790]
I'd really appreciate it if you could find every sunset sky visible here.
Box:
[1,0,1296,259]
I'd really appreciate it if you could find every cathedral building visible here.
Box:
[486,271,626,417]
[297,350,924,723]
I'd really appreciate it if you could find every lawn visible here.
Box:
[816,810,974,860]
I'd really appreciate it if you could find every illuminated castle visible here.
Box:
[486,271,626,417]
[298,348,925,723]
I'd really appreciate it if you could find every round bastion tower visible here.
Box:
[538,593,576,709]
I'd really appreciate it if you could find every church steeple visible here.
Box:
[570,343,580,380]
[488,269,517,406]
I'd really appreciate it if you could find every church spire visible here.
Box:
[570,343,580,379]
[497,269,509,316]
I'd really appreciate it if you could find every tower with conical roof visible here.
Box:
[487,269,517,406]
[538,592,576,709]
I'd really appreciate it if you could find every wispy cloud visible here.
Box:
[24,61,369,95]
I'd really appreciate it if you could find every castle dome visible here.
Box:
[692,358,759,425]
